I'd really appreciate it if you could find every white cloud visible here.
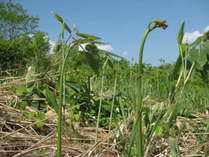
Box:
[183,25,209,43]
[78,43,87,51]
[183,31,202,43]
[97,44,113,51]
[122,51,128,56]
[49,40,56,54]
[28,33,33,38]
[72,24,79,34]
[78,44,113,52]
[204,26,209,33]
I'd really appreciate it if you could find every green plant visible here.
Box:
[52,12,122,156]
[127,20,168,157]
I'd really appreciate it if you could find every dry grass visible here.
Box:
[0,76,208,157]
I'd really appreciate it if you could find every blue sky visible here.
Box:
[16,0,209,65]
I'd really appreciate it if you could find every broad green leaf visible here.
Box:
[43,88,58,113]
[76,32,101,40]
[177,22,185,45]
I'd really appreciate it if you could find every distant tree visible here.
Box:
[0,0,50,74]
[0,0,39,40]
[0,31,50,73]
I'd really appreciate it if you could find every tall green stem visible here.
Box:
[128,20,168,157]
[57,60,64,157]
[135,28,150,157]
[96,58,109,141]
[56,44,75,157]
[96,71,104,141]
[108,78,117,139]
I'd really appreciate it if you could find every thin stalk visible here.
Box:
[57,60,64,157]
[135,28,150,157]
[127,20,168,157]
[95,71,104,141]
[127,26,151,157]
[108,78,117,142]
[56,44,75,157]
[96,58,109,141]
[56,30,65,156]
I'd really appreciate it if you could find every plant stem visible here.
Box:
[96,58,109,141]
[108,78,117,142]
[57,49,65,157]
[135,27,150,157]
[96,69,105,141]
[128,21,167,157]
[56,44,74,157]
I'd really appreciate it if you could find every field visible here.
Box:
[0,1,209,157]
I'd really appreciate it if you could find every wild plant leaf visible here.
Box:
[65,80,82,93]
[92,41,106,44]
[51,11,64,23]
[63,23,72,34]
[107,56,114,69]
[188,41,209,70]
[73,38,92,45]
[155,124,164,136]
[170,44,189,80]
[85,44,98,52]
[51,11,71,34]
[37,112,45,120]
[76,32,101,40]
[43,88,58,113]
[142,107,150,127]
[170,22,187,80]
[177,22,185,45]
[84,51,101,74]
[73,38,105,46]
[190,35,204,49]
[98,49,125,60]
[24,112,36,119]
[17,101,29,110]
[16,87,29,96]
[180,43,189,53]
